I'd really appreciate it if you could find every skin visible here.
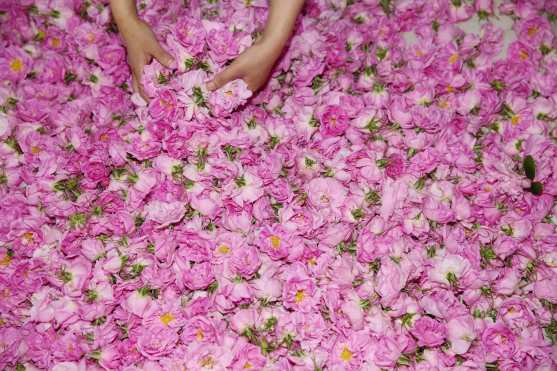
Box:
[109,0,304,101]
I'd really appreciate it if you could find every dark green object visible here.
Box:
[523,155,536,180]
[530,182,544,195]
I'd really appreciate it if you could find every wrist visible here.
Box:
[117,17,142,41]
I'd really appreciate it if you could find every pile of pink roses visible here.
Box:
[1,0,557,369]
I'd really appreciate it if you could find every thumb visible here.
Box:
[207,65,241,91]
[152,45,175,69]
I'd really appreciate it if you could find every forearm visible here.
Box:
[109,0,139,36]
[260,0,304,56]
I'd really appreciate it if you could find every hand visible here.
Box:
[206,39,281,93]
[119,19,174,100]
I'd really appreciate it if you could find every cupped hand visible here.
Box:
[119,19,174,101]
[206,39,282,93]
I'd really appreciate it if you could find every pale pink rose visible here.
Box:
[320,105,349,137]
[148,90,179,121]
[208,79,252,118]
[230,308,258,334]
[230,343,267,370]
[282,276,316,312]
[481,324,517,361]
[182,262,215,290]
[307,177,348,209]
[447,316,476,355]
[137,325,179,360]
[534,276,557,302]
[429,254,471,287]
[125,290,153,317]
[181,316,221,344]
[145,200,185,227]
[230,244,261,279]
[410,317,447,347]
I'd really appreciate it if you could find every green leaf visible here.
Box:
[480,245,497,264]
[379,0,392,15]
[446,272,458,287]
[207,281,218,293]
[69,212,87,229]
[4,136,23,154]
[263,316,277,331]
[544,318,557,344]
[64,71,77,84]
[222,144,241,161]
[523,155,536,180]
[85,289,98,302]
[530,181,544,195]
[396,354,412,366]
[192,86,206,107]
[58,268,73,283]
[311,75,325,93]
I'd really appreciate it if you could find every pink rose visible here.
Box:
[230,343,267,371]
[282,276,316,312]
[181,316,221,344]
[163,132,192,159]
[447,316,476,355]
[145,200,185,227]
[149,90,179,121]
[175,17,206,55]
[410,317,447,347]
[258,225,291,261]
[385,153,405,179]
[207,28,239,64]
[208,79,252,118]
[182,262,215,290]
[83,161,109,183]
[231,244,261,279]
[320,105,349,137]
[307,177,348,209]
[481,324,517,361]
[137,325,179,360]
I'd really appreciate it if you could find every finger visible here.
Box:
[132,75,149,103]
[207,64,241,91]
[151,44,175,69]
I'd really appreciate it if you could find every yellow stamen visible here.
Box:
[519,50,529,60]
[9,58,23,73]
[0,255,11,267]
[196,328,204,341]
[511,115,520,125]
[446,85,454,93]
[340,346,353,362]
[243,362,253,369]
[199,356,214,368]
[448,53,459,65]
[160,312,174,326]
[22,232,34,244]
[217,245,230,254]
[31,146,41,154]
[270,236,281,250]
[527,26,538,37]
[307,257,317,266]
[295,290,305,303]
[50,37,61,48]
[438,100,449,109]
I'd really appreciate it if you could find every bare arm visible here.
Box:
[207,0,305,92]
[109,0,174,100]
